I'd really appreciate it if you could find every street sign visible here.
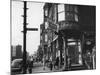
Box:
[26,28,38,31]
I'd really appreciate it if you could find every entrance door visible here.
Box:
[67,41,82,66]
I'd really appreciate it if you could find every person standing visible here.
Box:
[28,57,33,73]
[43,55,46,70]
[92,46,96,69]
[49,56,53,71]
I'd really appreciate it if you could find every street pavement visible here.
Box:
[26,62,51,74]
[27,62,62,74]
[32,65,51,73]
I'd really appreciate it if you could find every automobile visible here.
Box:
[11,59,23,74]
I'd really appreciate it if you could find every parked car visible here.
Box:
[11,59,23,74]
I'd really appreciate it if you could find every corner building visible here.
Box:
[43,3,95,70]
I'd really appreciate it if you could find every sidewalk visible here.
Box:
[31,66,63,73]
[27,62,64,74]
[32,66,51,73]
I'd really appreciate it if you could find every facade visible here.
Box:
[40,23,47,60]
[43,3,58,63]
[42,3,96,70]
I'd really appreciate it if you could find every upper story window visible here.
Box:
[45,34,48,42]
[58,4,65,22]
[40,29,42,34]
[66,13,74,21]
[65,5,74,12]
[65,5,70,11]
[45,22,48,29]
[45,9,48,17]
[40,36,42,41]
[75,14,78,22]
[52,5,57,23]
[69,5,74,12]
[74,6,78,13]
[58,4,64,13]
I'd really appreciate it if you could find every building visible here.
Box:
[11,45,16,58]
[11,45,23,61]
[43,3,58,63]
[42,3,96,70]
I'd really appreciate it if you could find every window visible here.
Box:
[66,13,74,21]
[58,4,65,22]
[40,29,42,34]
[70,6,73,11]
[58,4,64,13]
[45,22,48,29]
[65,5,70,11]
[45,34,48,42]
[75,14,78,22]
[40,36,42,40]
[78,43,81,52]
[74,6,78,13]
[45,9,48,17]
[58,12,65,22]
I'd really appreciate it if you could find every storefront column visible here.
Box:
[58,35,63,69]
[63,37,67,70]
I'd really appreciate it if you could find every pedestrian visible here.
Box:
[43,56,45,70]
[54,57,59,69]
[50,61,53,71]
[56,57,59,69]
[92,46,96,69]
[28,58,33,73]
[49,56,53,71]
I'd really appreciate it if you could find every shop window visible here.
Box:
[78,43,81,52]
[79,54,82,64]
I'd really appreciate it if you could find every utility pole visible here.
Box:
[23,1,27,73]
[22,1,38,74]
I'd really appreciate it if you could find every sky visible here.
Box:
[12,1,44,55]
